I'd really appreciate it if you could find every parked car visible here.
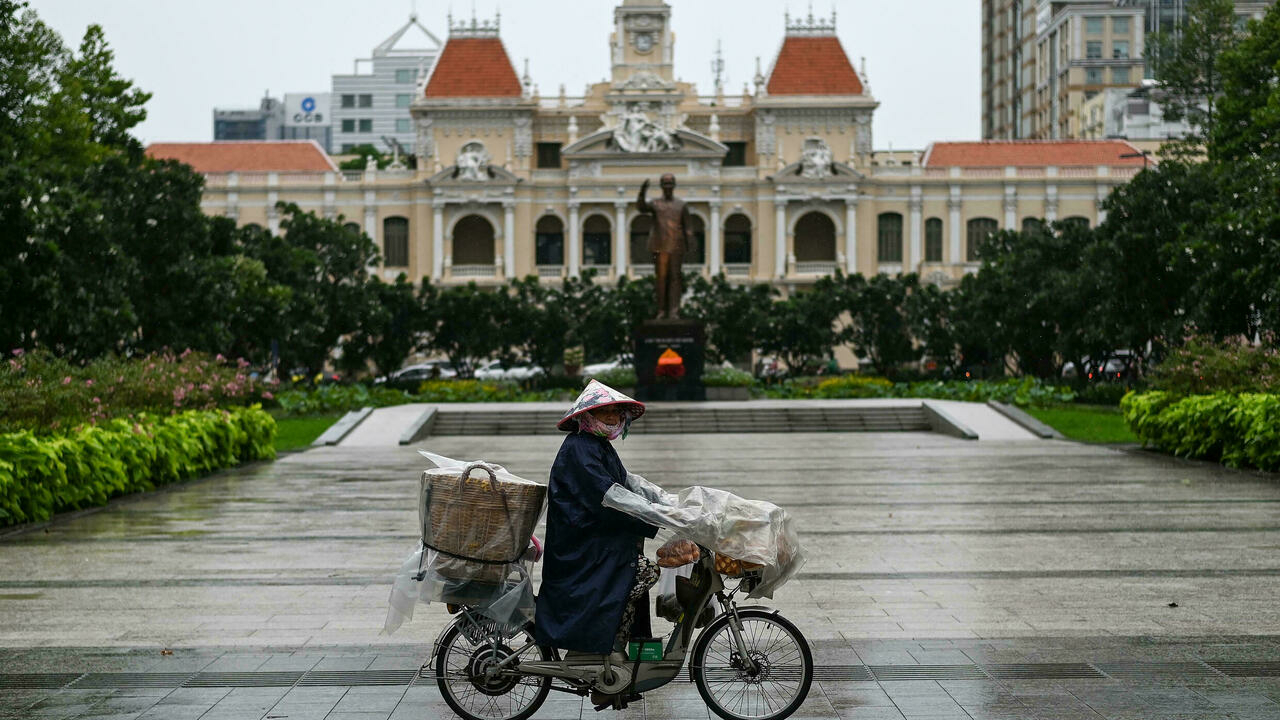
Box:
[376,361,457,390]
[475,359,545,382]
[1062,350,1136,380]
[583,354,633,378]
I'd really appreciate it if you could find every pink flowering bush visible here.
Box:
[0,349,277,434]
[1149,335,1280,396]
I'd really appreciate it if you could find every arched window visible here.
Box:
[723,214,752,264]
[1021,217,1045,233]
[1062,216,1091,230]
[242,223,264,233]
[924,217,943,262]
[688,214,706,265]
[452,215,495,266]
[535,215,564,266]
[583,215,611,266]
[877,212,903,263]
[966,217,999,262]
[383,216,409,267]
[794,212,836,262]
[629,215,651,266]
[343,221,363,237]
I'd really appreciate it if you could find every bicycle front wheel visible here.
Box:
[690,609,813,720]
[434,619,551,720]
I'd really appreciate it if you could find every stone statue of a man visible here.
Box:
[636,173,692,319]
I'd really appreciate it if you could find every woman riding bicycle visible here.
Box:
[533,380,660,663]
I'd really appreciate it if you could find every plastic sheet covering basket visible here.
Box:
[421,462,546,584]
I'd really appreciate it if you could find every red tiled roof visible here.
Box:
[922,140,1147,167]
[424,37,522,97]
[145,141,336,172]
[766,36,863,95]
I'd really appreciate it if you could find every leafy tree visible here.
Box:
[339,274,422,377]
[1147,0,1241,159]
[685,274,776,365]
[244,204,380,373]
[1212,3,1280,162]
[905,279,957,376]
[757,281,842,376]
[846,273,917,378]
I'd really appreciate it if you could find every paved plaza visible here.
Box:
[1,422,1279,719]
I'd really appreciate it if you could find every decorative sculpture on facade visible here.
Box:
[800,137,834,178]
[613,104,681,153]
[455,141,491,181]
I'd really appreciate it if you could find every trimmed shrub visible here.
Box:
[0,406,276,526]
[703,367,754,388]
[588,368,638,389]
[1121,391,1280,472]
[812,375,894,398]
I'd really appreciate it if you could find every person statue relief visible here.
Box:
[636,174,692,319]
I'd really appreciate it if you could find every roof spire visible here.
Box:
[786,3,836,36]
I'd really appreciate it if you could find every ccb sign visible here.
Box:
[284,93,331,128]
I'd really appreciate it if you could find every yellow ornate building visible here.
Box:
[153,0,1148,289]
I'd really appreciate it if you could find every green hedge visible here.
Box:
[762,376,1076,406]
[0,406,276,526]
[1122,391,1280,472]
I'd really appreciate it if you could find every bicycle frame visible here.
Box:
[432,545,765,700]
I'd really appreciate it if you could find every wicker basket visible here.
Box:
[421,462,546,584]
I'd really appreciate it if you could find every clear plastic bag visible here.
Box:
[603,483,805,599]
[383,451,546,634]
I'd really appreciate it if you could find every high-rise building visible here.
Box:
[331,15,441,155]
[213,94,284,142]
[983,0,1273,140]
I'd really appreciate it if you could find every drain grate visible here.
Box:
[0,673,82,689]
[183,671,304,688]
[813,665,874,682]
[983,663,1105,680]
[1094,662,1225,681]
[297,670,418,686]
[1207,661,1280,677]
[869,665,990,681]
[71,673,193,689]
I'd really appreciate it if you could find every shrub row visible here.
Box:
[762,376,1076,406]
[0,406,277,526]
[1,349,274,434]
[274,380,573,416]
[1122,391,1280,472]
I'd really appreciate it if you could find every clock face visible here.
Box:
[634,32,654,53]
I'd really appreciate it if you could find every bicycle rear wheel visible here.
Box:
[434,618,551,720]
[690,609,813,720]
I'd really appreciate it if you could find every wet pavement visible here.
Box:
[1,430,1278,719]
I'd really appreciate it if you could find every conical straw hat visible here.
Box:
[557,379,646,432]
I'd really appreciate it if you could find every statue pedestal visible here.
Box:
[633,319,706,402]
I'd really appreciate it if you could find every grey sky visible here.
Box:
[30,0,980,151]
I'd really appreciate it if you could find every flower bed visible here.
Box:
[1,349,273,434]
[0,406,276,526]
[1122,391,1280,472]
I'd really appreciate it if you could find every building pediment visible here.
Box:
[562,127,728,160]
[772,159,864,183]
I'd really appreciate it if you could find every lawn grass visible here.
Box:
[273,414,341,452]
[1025,404,1138,444]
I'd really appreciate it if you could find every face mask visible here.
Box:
[579,411,629,440]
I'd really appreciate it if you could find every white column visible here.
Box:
[503,202,516,279]
[844,197,858,274]
[909,193,923,271]
[709,202,722,275]
[432,202,444,281]
[774,199,787,278]
[1004,186,1018,230]
[948,191,962,264]
[568,202,581,277]
[614,201,628,278]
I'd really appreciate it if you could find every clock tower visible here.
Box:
[610,0,675,87]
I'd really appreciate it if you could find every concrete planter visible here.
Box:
[704,386,750,401]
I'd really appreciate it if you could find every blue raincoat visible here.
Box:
[534,432,658,652]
